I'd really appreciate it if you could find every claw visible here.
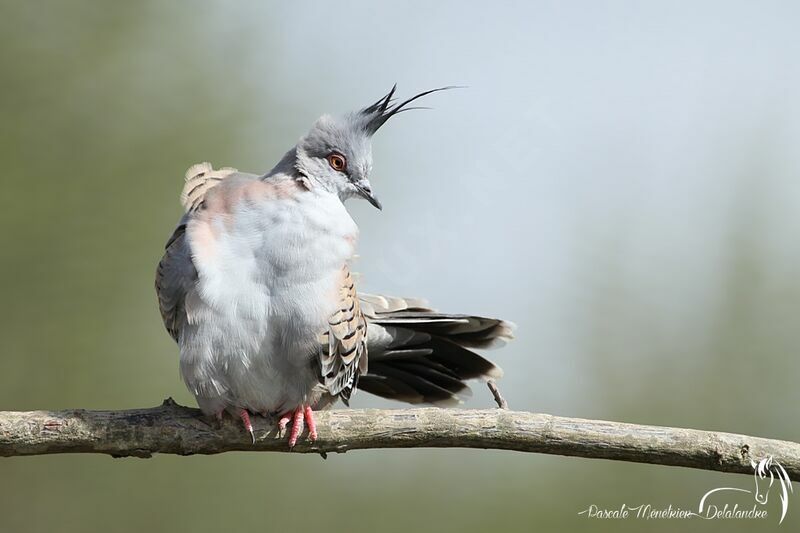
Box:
[239,409,255,444]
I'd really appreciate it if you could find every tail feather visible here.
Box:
[355,373,425,404]
[359,364,463,406]
[372,312,514,349]
[359,293,514,405]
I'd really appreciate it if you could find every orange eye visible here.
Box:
[327,153,347,172]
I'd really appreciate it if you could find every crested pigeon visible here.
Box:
[155,86,514,447]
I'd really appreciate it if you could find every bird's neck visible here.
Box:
[263,148,346,201]
[264,148,300,179]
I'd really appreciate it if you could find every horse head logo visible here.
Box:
[699,456,793,524]
[751,456,793,523]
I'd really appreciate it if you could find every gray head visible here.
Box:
[283,85,456,210]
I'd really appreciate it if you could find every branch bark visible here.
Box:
[1,399,798,480]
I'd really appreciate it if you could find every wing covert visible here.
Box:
[320,266,368,403]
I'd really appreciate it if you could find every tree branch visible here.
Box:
[1,399,798,480]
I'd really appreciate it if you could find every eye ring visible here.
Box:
[327,153,347,172]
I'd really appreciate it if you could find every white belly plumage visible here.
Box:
[178,184,358,415]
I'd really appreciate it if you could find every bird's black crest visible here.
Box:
[358,84,460,134]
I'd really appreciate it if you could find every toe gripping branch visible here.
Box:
[278,405,318,448]
[234,404,318,448]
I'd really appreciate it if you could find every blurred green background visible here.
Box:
[1,1,798,532]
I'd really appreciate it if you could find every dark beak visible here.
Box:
[354,182,382,210]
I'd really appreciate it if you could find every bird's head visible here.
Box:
[293,85,456,210]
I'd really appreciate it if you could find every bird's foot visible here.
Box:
[239,409,255,444]
[278,404,317,448]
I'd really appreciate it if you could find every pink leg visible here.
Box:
[239,409,255,444]
[304,405,318,441]
[279,404,318,448]
[288,407,304,448]
[278,412,292,433]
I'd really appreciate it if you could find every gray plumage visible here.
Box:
[154,87,513,443]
